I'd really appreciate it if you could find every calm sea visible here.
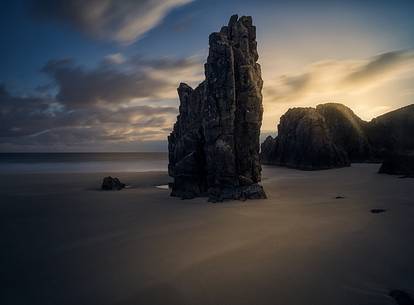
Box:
[0,153,168,173]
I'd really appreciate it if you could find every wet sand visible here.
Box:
[1,164,414,305]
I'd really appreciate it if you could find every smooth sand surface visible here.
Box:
[1,164,414,305]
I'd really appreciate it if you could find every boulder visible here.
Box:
[101,176,125,190]
[371,209,387,214]
[168,15,266,201]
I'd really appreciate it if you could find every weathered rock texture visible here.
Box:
[261,106,350,170]
[366,104,414,157]
[261,103,414,170]
[316,103,372,162]
[168,15,266,201]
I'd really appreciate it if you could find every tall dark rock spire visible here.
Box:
[168,15,266,202]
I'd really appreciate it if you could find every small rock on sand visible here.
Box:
[389,289,414,305]
[101,176,125,191]
[371,208,387,214]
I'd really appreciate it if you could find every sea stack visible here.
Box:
[366,104,414,157]
[379,152,414,177]
[261,106,350,170]
[168,15,266,202]
[261,103,414,170]
[260,103,371,170]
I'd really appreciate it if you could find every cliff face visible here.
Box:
[261,103,414,170]
[366,104,414,156]
[168,15,266,201]
[168,82,206,198]
[379,152,414,176]
[316,103,372,162]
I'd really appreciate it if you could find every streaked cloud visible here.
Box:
[104,53,126,65]
[0,83,177,140]
[42,54,202,108]
[30,0,193,43]
[343,50,414,87]
[0,53,203,151]
[264,49,414,105]
[261,49,414,130]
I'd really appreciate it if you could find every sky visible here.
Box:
[0,0,413,152]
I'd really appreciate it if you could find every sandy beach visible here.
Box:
[1,164,414,305]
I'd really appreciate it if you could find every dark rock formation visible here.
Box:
[316,103,372,162]
[168,15,266,201]
[379,153,414,177]
[101,176,125,190]
[371,208,387,214]
[261,105,351,170]
[261,103,414,170]
[367,104,414,157]
[168,83,207,199]
[389,290,414,305]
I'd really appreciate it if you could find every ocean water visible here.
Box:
[0,153,168,173]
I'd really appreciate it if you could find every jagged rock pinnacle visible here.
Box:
[168,15,266,201]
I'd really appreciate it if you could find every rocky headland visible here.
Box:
[261,103,414,171]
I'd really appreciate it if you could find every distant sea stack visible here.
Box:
[366,104,414,157]
[168,15,266,201]
[261,103,414,170]
[316,103,372,162]
[260,105,351,170]
[379,152,414,177]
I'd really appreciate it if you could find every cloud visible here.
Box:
[343,50,414,86]
[104,53,126,64]
[0,84,177,137]
[30,0,193,43]
[264,49,414,105]
[0,53,203,151]
[42,54,202,107]
[42,58,168,107]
